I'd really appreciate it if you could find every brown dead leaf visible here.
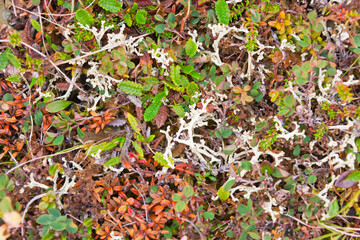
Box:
[154,105,168,128]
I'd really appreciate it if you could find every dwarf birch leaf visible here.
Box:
[98,0,122,13]
[185,38,197,58]
[215,0,230,25]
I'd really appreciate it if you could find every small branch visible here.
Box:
[180,0,191,35]
[179,216,204,239]
[132,184,150,223]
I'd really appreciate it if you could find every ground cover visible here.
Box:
[0,0,360,239]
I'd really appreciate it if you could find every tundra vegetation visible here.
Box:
[0,0,360,239]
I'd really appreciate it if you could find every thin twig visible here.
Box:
[14,5,75,34]
[6,145,84,175]
[180,0,191,35]
[179,217,204,239]
[11,0,17,16]
[55,33,150,66]
[132,184,149,223]
[38,6,49,56]
[0,39,86,93]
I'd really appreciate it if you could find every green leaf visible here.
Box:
[126,112,141,135]
[34,110,43,126]
[284,95,296,107]
[307,11,317,21]
[354,35,360,47]
[226,230,235,238]
[203,211,214,220]
[215,0,230,25]
[132,141,144,159]
[36,214,55,225]
[75,9,94,26]
[218,186,230,201]
[65,220,78,234]
[104,157,121,167]
[307,175,317,184]
[241,161,252,170]
[98,0,122,13]
[183,185,193,198]
[153,151,174,168]
[186,82,199,98]
[185,38,197,58]
[170,65,181,86]
[224,179,235,192]
[53,135,64,145]
[335,170,360,188]
[238,204,249,215]
[174,201,186,212]
[48,208,61,218]
[77,127,84,138]
[45,100,72,113]
[250,10,261,22]
[6,74,21,82]
[31,19,41,31]
[150,185,158,193]
[248,231,261,240]
[329,199,339,219]
[0,174,9,191]
[172,104,185,118]
[0,51,9,70]
[50,221,67,231]
[172,193,182,201]
[155,24,166,34]
[144,92,166,122]
[293,145,301,156]
[135,10,147,25]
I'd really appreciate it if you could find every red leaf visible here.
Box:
[154,105,168,128]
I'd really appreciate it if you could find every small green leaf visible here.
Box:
[172,193,182,202]
[307,175,317,184]
[185,38,197,58]
[155,24,166,34]
[218,186,230,201]
[98,0,122,12]
[293,145,301,156]
[75,9,94,26]
[203,211,214,220]
[284,95,296,107]
[34,110,43,126]
[53,135,64,145]
[45,100,72,113]
[238,204,249,215]
[126,112,141,135]
[144,92,166,122]
[354,35,360,47]
[153,151,174,168]
[329,199,339,219]
[307,11,317,21]
[172,104,185,118]
[132,141,144,159]
[0,51,9,70]
[150,185,158,193]
[51,221,67,231]
[0,174,9,191]
[215,0,230,25]
[77,127,84,138]
[183,185,194,198]
[48,208,61,218]
[31,19,41,31]
[241,161,252,170]
[135,10,147,25]
[224,179,235,192]
[104,157,121,167]
[36,214,55,225]
[6,74,21,82]
[175,201,186,212]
